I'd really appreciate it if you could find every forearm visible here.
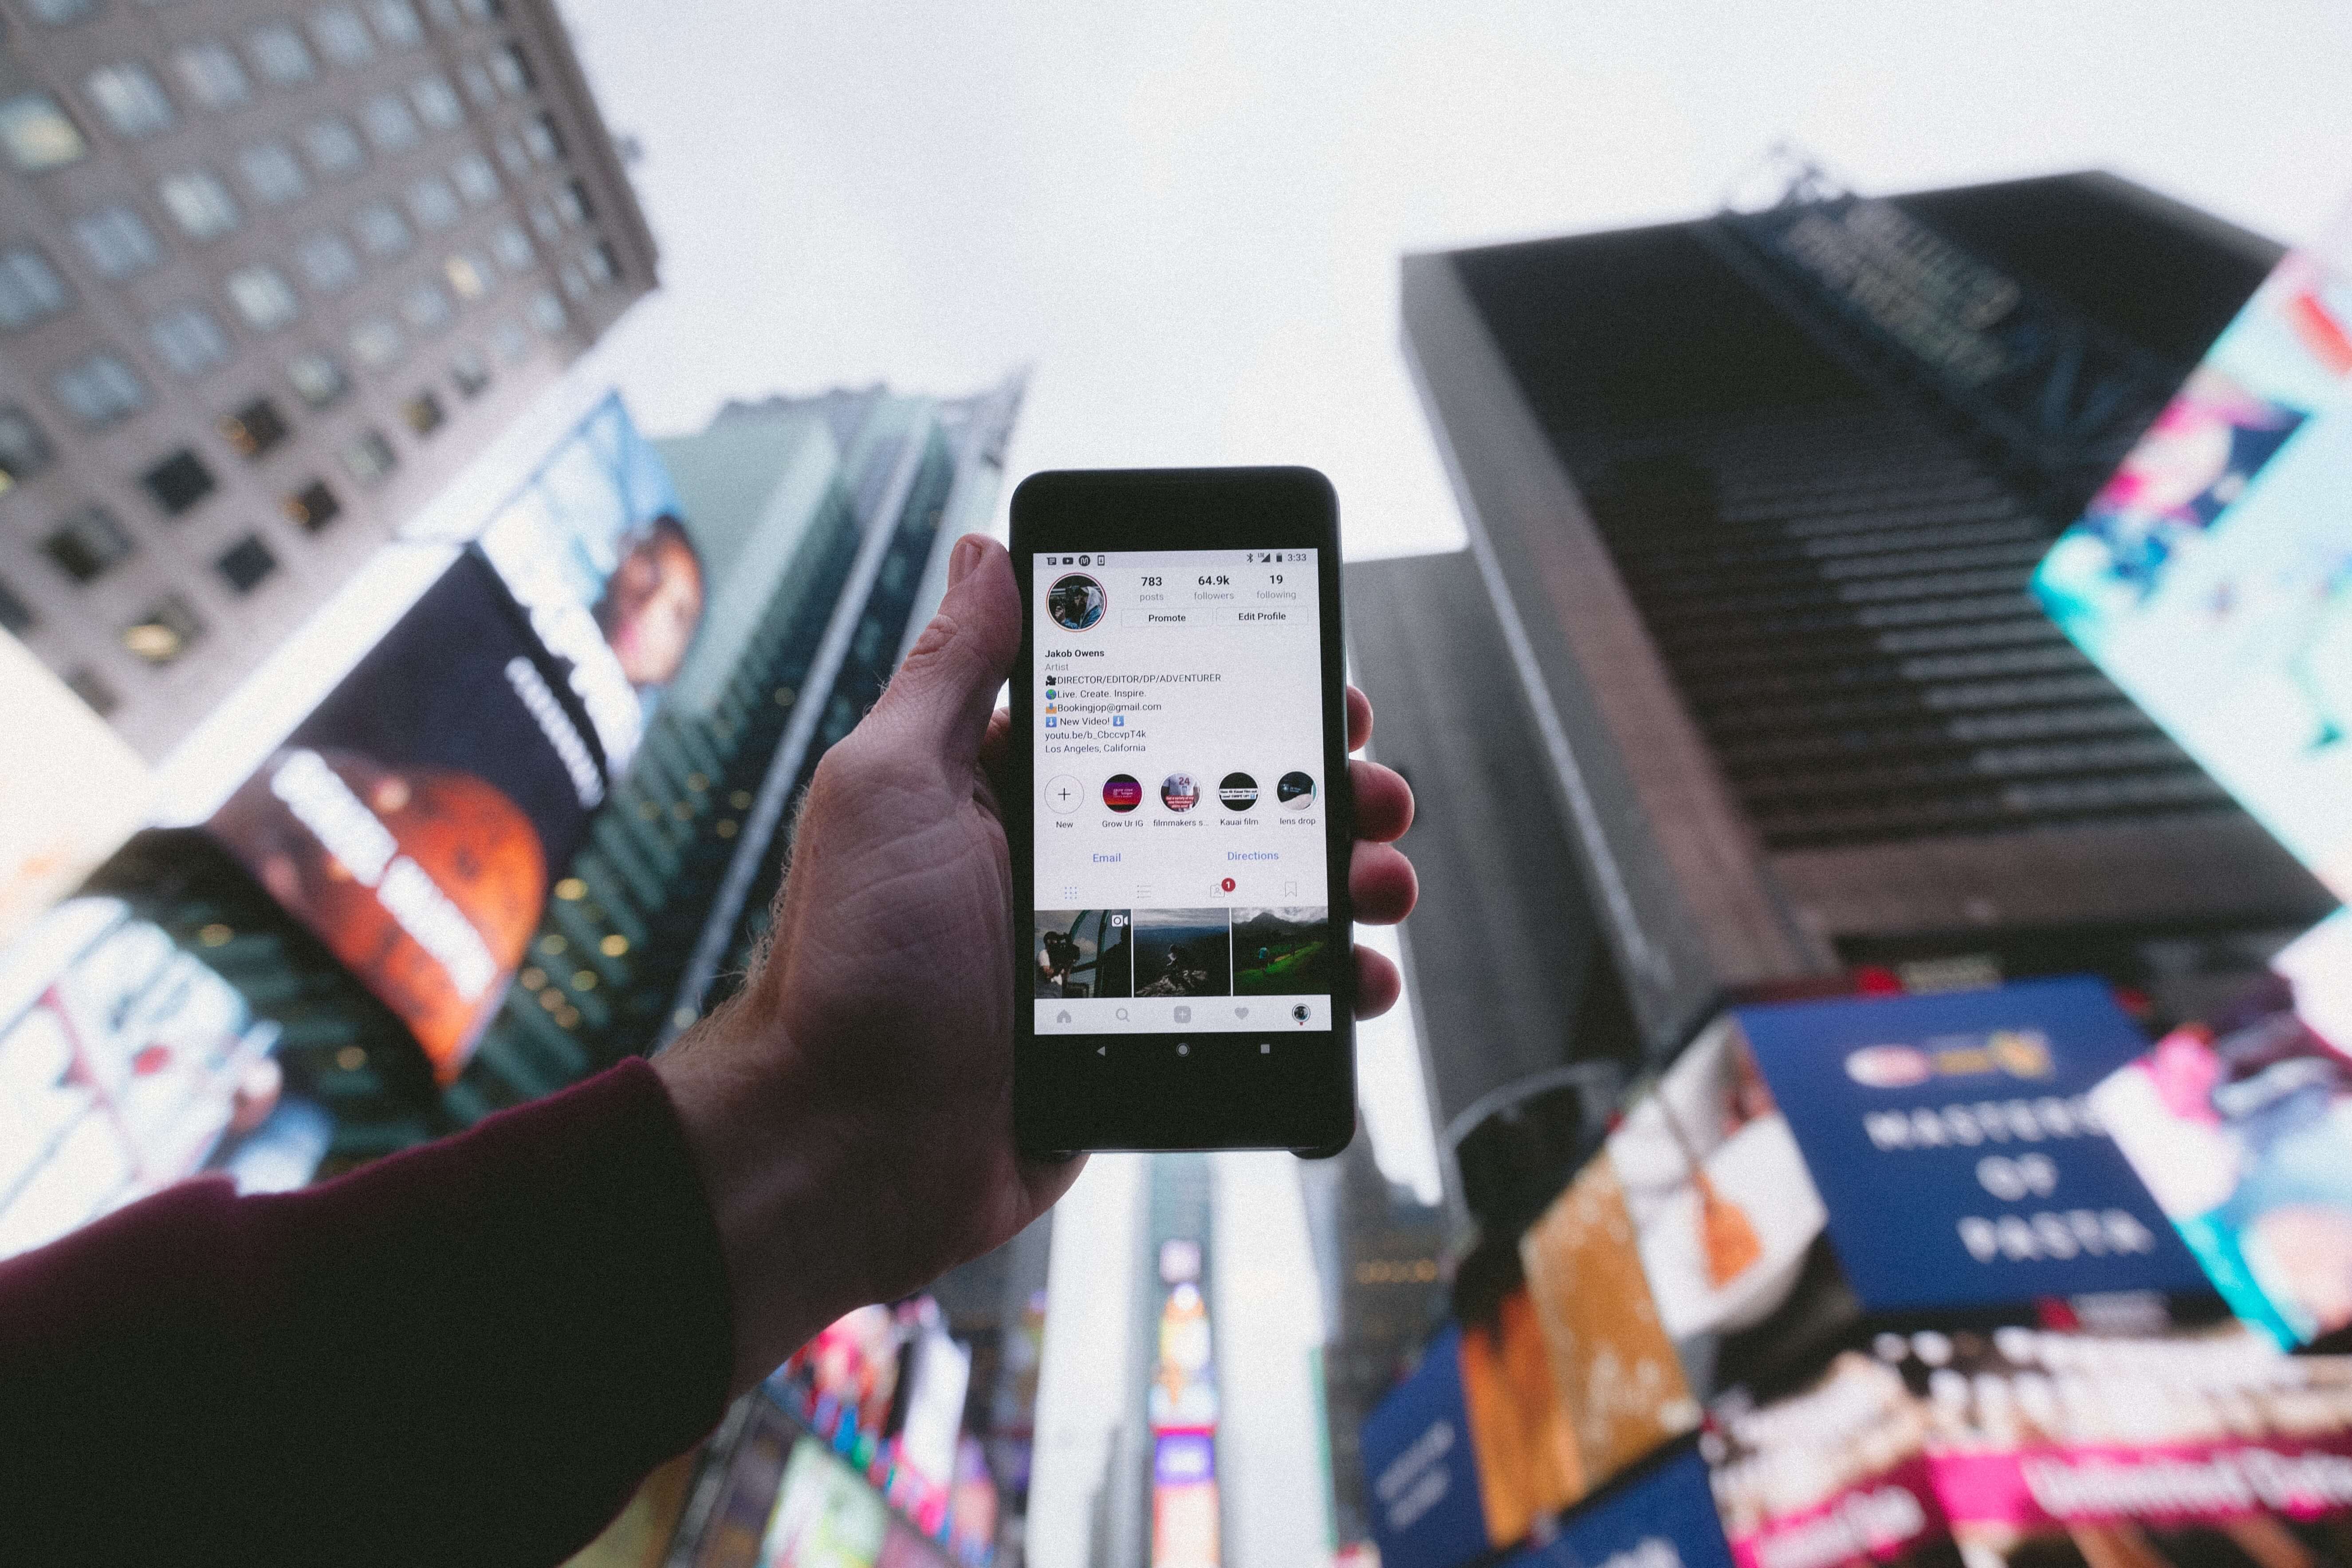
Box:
[0,1058,733,1565]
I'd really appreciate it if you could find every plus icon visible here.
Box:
[1045,775,1084,814]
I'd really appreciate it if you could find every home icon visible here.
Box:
[1057,1010,1072,1024]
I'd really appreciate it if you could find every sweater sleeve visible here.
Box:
[0,1056,735,1566]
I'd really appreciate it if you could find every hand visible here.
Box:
[656,534,1417,1394]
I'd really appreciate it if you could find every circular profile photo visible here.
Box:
[1103,774,1143,813]
[1276,771,1316,807]
[1047,573,1107,632]
[1218,771,1259,812]
[1160,773,1200,812]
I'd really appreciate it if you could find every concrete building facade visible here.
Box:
[0,0,653,757]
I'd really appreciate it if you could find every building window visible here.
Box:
[349,315,403,368]
[123,593,203,665]
[300,116,366,177]
[65,667,118,716]
[409,74,462,130]
[310,6,378,67]
[0,576,33,637]
[247,24,317,85]
[0,246,70,330]
[522,114,561,164]
[72,205,161,279]
[557,259,587,301]
[444,251,491,299]
[353,203,412,257]
[493,131,529,179]
[295,230,359,294]
[286,351,350,409]
[423,0,460,29]
[406,175,459,231]
[367,0,425,47]
[399,279,451,332]
[450,150,498,205]
[340,428,397,487]
[174,43,252,111]
[52,353,149,428]
[563,180,597,225]
[220,396,290,459]
[157,170,241,240]
[283,476,341,530]
[141,448,217,515]
[489,317,527,364]
[401,388,444,435]
[457,0,497,21]
[526,290,565,337]
[360,93,419,153]
[468,234,525,288]
[216,534,278,593]
[458,59,496,108]
[149,303,233,377]
[527,198,560,241]
[237,141,308,207]
[44,504,136,582]
[449,346,490,398]
[493,43,535,95]
[0,94,88,173]
[0,405,55,487]
[227,265,301,331]
[26,0,97,24]
[586,241,621,287]
[84,63,176,139]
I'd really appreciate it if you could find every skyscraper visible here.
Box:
[1396,169,2336,1065]
[0,0,653,758]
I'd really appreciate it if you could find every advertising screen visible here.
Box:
[1031,549,1333,1035]
[762,1436,889,1568]
[1503,1443,1736,1568]
[207,551,607,1081]
[2033,226,2352,897]
[1360,1324,1501,1568]
[0,897,283,1261]
[470,392,701,777]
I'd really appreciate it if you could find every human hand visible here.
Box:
[657,534,1417,1394]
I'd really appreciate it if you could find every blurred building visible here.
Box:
[1299,1127,1448,1555]
[0,0,653,758]
[452,376,1024,1120]
[1396,169,2336,1075]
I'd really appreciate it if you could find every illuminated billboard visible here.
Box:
[2033,227,2352,896]
[0,897,287,1261]
[207,552,606,1081]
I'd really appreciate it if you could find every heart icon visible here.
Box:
[1235,1006,1249,1019]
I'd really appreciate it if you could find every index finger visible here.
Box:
[1347,685,1372,753]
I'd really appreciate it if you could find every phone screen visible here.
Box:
[1030,548,1334,1036]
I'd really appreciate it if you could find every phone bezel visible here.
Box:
[1009,467,1356,1157]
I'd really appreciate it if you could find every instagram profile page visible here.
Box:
[1033,549,1333,1036]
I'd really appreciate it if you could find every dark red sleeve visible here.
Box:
[0,1057,735,1565]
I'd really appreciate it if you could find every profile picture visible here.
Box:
[1217,772,1258,812]
[1160,773,1200,812]
[1133,909,1232,998]
[594,513,706,688]
[1048,573,1107,632]
[1103,774,1143,813]
[1277,771,1316,807]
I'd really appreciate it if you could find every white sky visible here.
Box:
[558,0,2352,563]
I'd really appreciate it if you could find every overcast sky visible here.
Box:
[556,0,2352,562]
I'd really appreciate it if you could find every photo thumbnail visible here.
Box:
[1047,573,1107,632]
[1133,908,1232,998]
[1217,772,1258,812]
[1103,774,1143,813]
[1231,907,1333,996]
[1032,909,1133,1000]
[1276,771,1316,807]
[1160,773,1200,813]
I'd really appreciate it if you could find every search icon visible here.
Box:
[1116,1007,1129,1021]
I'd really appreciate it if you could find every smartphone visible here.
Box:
[1010,467,1355,1156]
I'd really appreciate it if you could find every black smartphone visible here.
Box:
[1010,467,1355,1157]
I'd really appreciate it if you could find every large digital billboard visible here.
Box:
[206,552,608,1081]
[2033,224,2352,896]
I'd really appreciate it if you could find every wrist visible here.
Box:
[652,1002,856,1398]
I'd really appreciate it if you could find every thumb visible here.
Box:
[871,534,1019,770]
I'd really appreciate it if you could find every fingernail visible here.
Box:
[948,535,983,586]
